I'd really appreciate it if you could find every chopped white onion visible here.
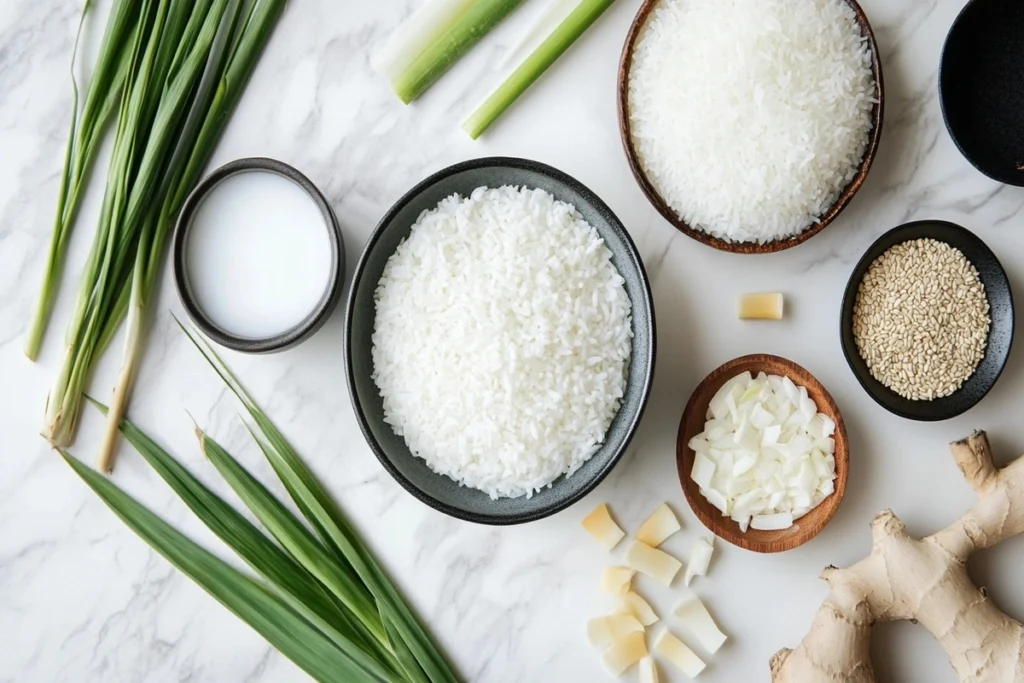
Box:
[690,372,837,532]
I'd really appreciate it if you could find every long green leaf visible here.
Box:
[60,451,389,683]
[196,430,389,648]
[179,321,461,683]
[86,398,404,681]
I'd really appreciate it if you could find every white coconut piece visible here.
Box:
[601,566,635,595]
[674,594,728,654]
[636,504,681,547]
[625,541,682,586]
[639,656,660,683]
[587,614,645,648]
[616,591,659,626]
[684,538,714,586]
[601,631,648,676]
[751,512,794,531]
[582,504,625,551]
[654,629,706,678]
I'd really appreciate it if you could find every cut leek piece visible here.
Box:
[636,503,681,547]
[587,613,644,648]
[639,656,660,683]
[615,591,658,626]
[581,503,624,550]
[462,0,616,138]
[601,631,647,676]
[624,542,682,587]
[674,595,728,654]
[654,629,706,678]
[684,538,714,587]
[375,0,524,103]
[601,566,635,595]
[738,292,784,320]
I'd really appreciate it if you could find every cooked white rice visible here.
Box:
[371,186,632,499]
[628,0,877,244]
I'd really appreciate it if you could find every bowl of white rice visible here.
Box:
[345,157,656,524]
[619,0,884,253]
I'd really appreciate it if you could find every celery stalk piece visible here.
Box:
[463,0,616,139]
[377,0,524,104]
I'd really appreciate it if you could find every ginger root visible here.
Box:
[770,431,1024,683]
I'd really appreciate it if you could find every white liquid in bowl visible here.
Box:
[185,170,332,340]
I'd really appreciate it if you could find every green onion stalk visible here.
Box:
[373,0,524,104]
[60,323,461,682]
[462,0,617,139]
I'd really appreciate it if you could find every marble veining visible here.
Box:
[2,0,1024,681]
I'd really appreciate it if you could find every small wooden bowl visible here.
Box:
[617,0,885,254]
[676,355,849,553]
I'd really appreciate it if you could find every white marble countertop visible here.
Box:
[3,1,1024,681]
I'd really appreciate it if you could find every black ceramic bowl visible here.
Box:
[940,0,1024,185]
[345,157,656,525]
[840,220,1014,421]
[174,157,345,353]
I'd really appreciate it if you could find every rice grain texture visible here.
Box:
[628,0,877,244]
[372,186,633,499]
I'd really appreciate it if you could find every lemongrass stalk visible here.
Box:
[373,0,473,79]
[463,0,616,139]
[97,0,242,472]
[497,0,578,69]
[382,0,524,104]
[44,0,172,447]
[25,0,138,360]
[94,0,287,467]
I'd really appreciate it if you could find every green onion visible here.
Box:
[462,0,617,139]
[374,0,524,104]
[61,325,461,682]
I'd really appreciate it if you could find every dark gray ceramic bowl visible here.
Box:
[345,157,656,525]
[840,220,1014,421]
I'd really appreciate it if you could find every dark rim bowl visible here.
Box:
[939,0,1024,186]
[840,220,1014,421]
[345,157,657,525]
[173,157,345,354]
[617,0,885,254]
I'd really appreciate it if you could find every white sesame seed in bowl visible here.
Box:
[840,220,1014,421]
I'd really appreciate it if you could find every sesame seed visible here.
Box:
[852,238,990,401]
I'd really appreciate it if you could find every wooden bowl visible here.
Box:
[617,0,885,254]
[676,355,849,552]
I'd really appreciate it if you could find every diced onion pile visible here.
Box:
[689,371,837,533]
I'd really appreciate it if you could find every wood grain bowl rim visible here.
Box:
[617,0,886,254]
[676,354,849,553]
